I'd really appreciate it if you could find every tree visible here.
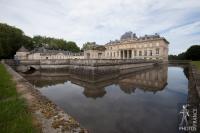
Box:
[66,41,80,52]
[168,55,178,60]
[32,36,80,52]
[0,22,81,59]
[0,23,33,59]
[177,52,186,60]
[81,42,96,50]
[185,45,200,61]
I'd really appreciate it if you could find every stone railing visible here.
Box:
[168,60,192,64]
[16,59,162,67]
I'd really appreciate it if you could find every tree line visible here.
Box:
[168,45,200,60]
[0,23,80,59]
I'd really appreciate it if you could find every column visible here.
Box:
[132,49,134,59]
[128,50,130,59]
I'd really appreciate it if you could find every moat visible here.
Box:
[21,65,189,133]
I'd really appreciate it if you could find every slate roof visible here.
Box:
[30,47,83,56]
[106,32,169,45]
[17,46,29,52]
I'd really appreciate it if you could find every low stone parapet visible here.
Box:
[17,59,162,66]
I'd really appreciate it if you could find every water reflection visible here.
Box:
[22,65,168,98]
[21,65,190,133]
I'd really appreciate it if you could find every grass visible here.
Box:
[0,64,37,133]
[192,61,200,70]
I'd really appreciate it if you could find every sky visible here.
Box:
[0,0,200,54]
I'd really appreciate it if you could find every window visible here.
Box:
[139,51,142,56]
[144,50,147,56]
[129,50,132,58]
[98,53,102,58]
[149,50,152,56]
[121,51,123,58]
[134,50,137,56]
[156,48,159,55]
[87,53,90,59]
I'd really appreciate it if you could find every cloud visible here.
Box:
[0,0,200,54]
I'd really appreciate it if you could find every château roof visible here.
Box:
[30,47,83,56]
[86,45,106,51]
[17,46,29,52]
[105,32,169,45]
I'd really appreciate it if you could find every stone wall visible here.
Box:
[190,65,200,98]
[18,59,161,66]
[13,59,161,73]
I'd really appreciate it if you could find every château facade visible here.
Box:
[84,32,169,61]
[15,32,169,61]
[15,46,84,60]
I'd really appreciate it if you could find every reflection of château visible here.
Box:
[118,66,168,94]
[22,65,168,98]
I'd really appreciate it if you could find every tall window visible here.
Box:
[129,50,132,58]
[144,50,147,56]
[121,51,123,59]
[156,48,159,55]
[98,53,102,58]
[134,50,137,56]
[149,50,152,56]
[87,53,90,59]
[139,51,142,56]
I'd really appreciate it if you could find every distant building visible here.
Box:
[83,44,106,59]
[84,32,169,61]
[15,46,84,60]
[15,46,30,60]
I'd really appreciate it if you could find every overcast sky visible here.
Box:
[0,0,200,54]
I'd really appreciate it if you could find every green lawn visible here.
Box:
[192,61,200,70]
[0,64,38,133]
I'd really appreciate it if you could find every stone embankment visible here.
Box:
[2,61,87,133]
[190,64,200,98]
[5,59,162,73]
